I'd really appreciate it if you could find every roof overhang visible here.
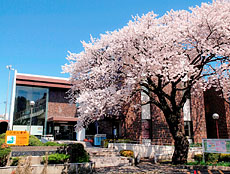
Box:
[48,117,78,122]
[16,73,71,89]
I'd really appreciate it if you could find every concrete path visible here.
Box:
[95,161,230,174]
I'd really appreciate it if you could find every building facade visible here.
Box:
[9,71,78,140]
[9,72,230,143]
[91,87,230,144]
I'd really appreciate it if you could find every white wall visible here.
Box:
[108,143,202,160]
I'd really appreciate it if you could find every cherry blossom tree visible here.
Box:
[63,0,230,164]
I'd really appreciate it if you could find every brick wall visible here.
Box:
[93,87,229,144]
[224,100,230,138]
[47,88,77,118]
[191,89,207,143]
[121,92,142,141]
[151,104,174,145]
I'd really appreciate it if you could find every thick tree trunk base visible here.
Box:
[172,136,189,165]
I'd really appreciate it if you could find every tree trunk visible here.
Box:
[164,111,189,164]
[172,132,189,164]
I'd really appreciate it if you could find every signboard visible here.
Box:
[202,139,230,153]
[13,125,43,135]
[31,126,43,135]
[5,131,29,146]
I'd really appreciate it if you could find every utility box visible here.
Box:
[94,134,106,146]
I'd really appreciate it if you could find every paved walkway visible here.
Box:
[95,161,230,174]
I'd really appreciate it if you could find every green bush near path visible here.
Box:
[44,153,70,164]
[29,135,44,146]
[0,133,11,167]
[43,141,66,146]
[190,153,230,166]
[0,133,6,146]
[0,147,11,167]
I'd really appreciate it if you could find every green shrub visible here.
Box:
[120,150,134,158]
[67,143,90,163]
[0,139,5,146]
[194,154,203,162]
[220,154,230,162]
[216,161,230,166]
[205,153,220,164]
[10,157,20,166]
[0,133,6,140]
[43,142,64,146]
[0,133,6,146]
[0,147,11,167]
[45,153,69,164]
[194,153,220,164]
[29,135,44,146]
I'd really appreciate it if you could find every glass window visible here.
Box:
[13,86,48,130]
[184,121,193,138]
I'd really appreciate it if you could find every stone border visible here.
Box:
[0,162,95,174]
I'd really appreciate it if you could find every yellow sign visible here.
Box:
[5,131,29,146]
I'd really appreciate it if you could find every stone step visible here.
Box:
[86,147,120,157]
[90,156,132,168]
[88,151,119,157]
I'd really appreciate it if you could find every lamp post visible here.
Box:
[5,65,14,120]
[212,113,220,139]
[29,101,35,134]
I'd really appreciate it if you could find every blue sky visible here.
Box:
[0,0,211,115]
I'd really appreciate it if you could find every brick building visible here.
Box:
[93,88,230,144]
[9,71,78,140]
[9,71,229,143]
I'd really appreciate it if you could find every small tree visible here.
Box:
[63,0,230,164]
